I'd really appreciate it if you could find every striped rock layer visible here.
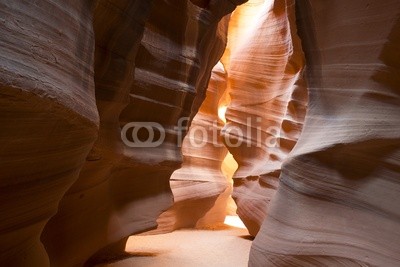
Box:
[221,0,307,236]
[0,1,98,266]
[153,62,232,233]
[0,0,245,266]
[250,0,400,266]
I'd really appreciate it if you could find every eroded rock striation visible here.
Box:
[250,0,400,266]
[43,0,245,266]
[1,0,245,266]
[0,1,98,266]
[41,1,156,266]
[153,62,231,233]
[221,0,307,236]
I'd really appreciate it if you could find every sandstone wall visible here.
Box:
[42,1,245,266]
[0,0,245,266]
[153,62,231,233]
[222,0,307,236]
[0,1,98,266]
[41,1,155,265]
[250,0,400,266]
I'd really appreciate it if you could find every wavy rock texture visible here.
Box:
[221,0,265,71]
[40,0,245,266]
[250,0,400,266]
[0,1,98,266]
[0,0,245,266]
[152,62,231,233]
[40,1,155,266]
[221,0,307,236]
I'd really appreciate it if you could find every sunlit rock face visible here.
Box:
[40,0,245,266]
[250,0,400,266]
[153,62,231,233]
[0,1,98,266]
[221,0,307,236]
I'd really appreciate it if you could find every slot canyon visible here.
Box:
[0,0,399,266]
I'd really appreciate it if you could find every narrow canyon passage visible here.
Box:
[1,0,400,267]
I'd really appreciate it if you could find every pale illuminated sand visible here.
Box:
[97,218,252,267]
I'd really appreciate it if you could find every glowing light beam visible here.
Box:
[224,215,246,229]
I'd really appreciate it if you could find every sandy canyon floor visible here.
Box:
[96,224,252,267]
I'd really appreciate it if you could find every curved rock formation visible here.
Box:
[41,1,155,266]
[41,0,245,266]
[153,62,231,233]
[0,0,245,266]
[221,0,307,236]
[0,1,98,266]
[250,0,400,266]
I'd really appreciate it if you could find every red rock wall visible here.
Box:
[0,0,245,266]
[221,0,307,236]
[250,0,400,266]
[42,1,246,266]
[153,62,231,233]
[0,1,98,266]
[41,1,156,266]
